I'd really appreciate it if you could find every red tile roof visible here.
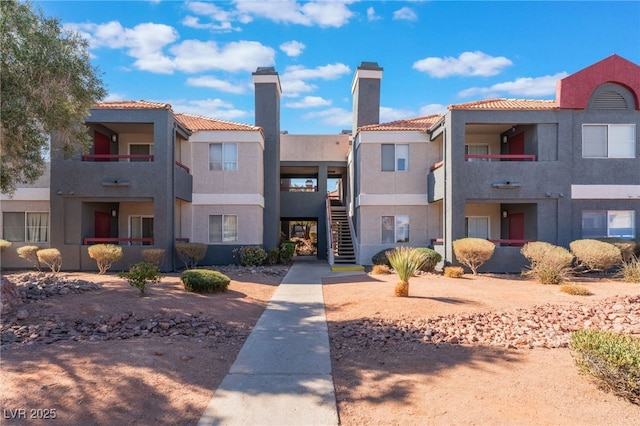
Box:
[174,113,261,132]
[448,99,557,110]
[360,114,443,131]
[94,100,172,110]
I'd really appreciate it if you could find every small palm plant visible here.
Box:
[386,247,427,297]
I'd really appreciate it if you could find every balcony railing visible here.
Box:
[82,154,154,162]
[465,154,536,161]
[83,237,154,245]
[175,161,190,173]
[430,238,532,246]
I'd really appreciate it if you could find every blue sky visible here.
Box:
[36,0,640,134]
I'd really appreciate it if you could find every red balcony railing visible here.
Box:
[82,154,154,162]
[175,161,190,173]
[465,154,536,161]
[83,237,154,245]
[431,238,532,246]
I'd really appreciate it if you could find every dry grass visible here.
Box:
[559,283,594,296]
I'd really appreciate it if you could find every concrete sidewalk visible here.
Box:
[198,259,342,426]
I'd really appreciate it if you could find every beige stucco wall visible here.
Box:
[117,202,154,238]
[281,134,350,162]
[190,205,263,245]
[465,203,501,239]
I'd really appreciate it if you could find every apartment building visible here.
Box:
[1,55,638,272]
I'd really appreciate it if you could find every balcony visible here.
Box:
[465,154,536,162]
[82,154,154,162]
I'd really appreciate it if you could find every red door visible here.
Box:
[508,212,525,246]
[94,131,110,162]
[95,211,111,240]
[508,132,525,161]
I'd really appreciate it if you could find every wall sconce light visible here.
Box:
[502,210,508,218]
[111,209,117,217]
[111,134,117,143]
[502,135,508,144]
[56,190,63,195]
[68,190,74,196]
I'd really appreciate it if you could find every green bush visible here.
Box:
[570,239,622,273]
[619,256,640,283]
[386,247,428,297]
[176,242,207,269]
[17,245,41,271]
[415,247,442,272]
[597,238,637,263]
[570,329,640,405]
[88,244,123,274]
[371,248,393,267]
[0,239,11,251]
[233,245,267,266]
[266,247,280,265]
[142,248,165,268]
[37,248,62,273]
[279,241,295,265]
[452,238,495,275]
[444,266,464,278]
[181,269,230,293]
[521,241,574,284]
[119,262,161,295]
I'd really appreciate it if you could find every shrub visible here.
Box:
[37,248,62,273]
[559,283,593,296]
[17,245,41,271]
[371,264,391,275]
[266,247,280,265]
[570,239,622,273]
[176,243,207,269]
[619,256,640,283]
[597,238,637,263]
[181,269,231,293]
[415,247,442,272]
[279,241,295,265]
[452,238,495,275]
[233,245,267,266]
[521,241,574,284]
[119,262,161,295]
[570,329,640,405]
[0,239,11,251]
[386,247,428,297]
[444,266,464,278]
[88,244,123,274]
[371,249,393,267]
[142,248,165,268]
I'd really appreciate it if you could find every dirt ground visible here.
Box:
[1,267,640,425]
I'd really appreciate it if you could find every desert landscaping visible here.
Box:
[1,265,639,425]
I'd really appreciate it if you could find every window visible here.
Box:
[2,212,49,242]
[582,210,635,239]
[129,144,153,162]
[209,215,238,243]
[130,216,153,245]
[466,217,489,239]
[209,143,237,170]
[465,145,489,161]
[381,144,409,171]
[582,124,635,158]
[381,215,409,243]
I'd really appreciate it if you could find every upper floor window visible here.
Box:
[382,215,409,243]
[582,210,635,239]
[2,212,49,242]
[582,124,635,158]
[209,143,237,171]
[209,214,238,243]
[381,144,409,171]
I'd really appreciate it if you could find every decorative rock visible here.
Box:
[1,276,22,314]
[16,310,29,320]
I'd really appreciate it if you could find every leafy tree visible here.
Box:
[1,0,106,194]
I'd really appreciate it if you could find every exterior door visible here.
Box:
[94,131,111,162]
[95,211,111,239]
[508,212,525,246]
[508,132,525,160]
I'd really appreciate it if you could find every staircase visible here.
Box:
[330,206,356,264]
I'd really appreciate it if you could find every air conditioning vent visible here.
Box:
[592,91,627,109]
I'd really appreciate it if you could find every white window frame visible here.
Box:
[381,215,410,243]
[466,216,490,239]
[582,210,635,239]
[128,143,153,162]
[209,143,238,171]
[129,215,154,246]
[209,214,238,243]
[2,211,50,243]
[465,144,490,162]
[582,124,635,158]
[381,144,409,172]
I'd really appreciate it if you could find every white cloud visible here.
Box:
[103,92,127,102]
[234,0,355,27]
[280,63,351,97]
[186,76,248,94]
[302,107,352,127]
[458,72,568,98]
[380,106,417,123]
[169,98,252,121]
[418,104,447,116]
[285,96,332,108]
[170,40,276,73]
[367,7,381,21]
[413,51,513,78]
[181,15,236,32]
[393,7,417,21]
[280,40,306,57]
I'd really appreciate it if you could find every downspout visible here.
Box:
[171,122,176,272]
[443,127,448,266]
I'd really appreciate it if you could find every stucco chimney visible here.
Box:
[351,62,383,132]
[253,67,282,250]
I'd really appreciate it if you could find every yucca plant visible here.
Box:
[386,247,427,297]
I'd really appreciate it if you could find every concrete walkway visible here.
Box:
[198,259,342,426]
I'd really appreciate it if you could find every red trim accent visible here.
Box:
[83,237,154,245]
[82,154,154,161]
[175,161,190,173]
[465,154,536,161]
[430,161,444,172]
